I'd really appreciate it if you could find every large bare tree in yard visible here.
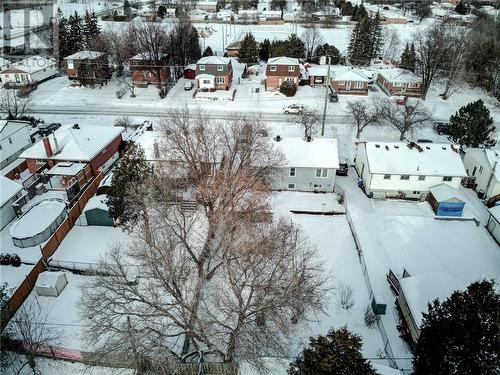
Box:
[379,98,433,140]
[0,89,33,119]
[413,24,449,100]
[302,25,324,61]
[440,27,468,100]
[294,108,320,138]
[81,110,329,373]
[347,101,382,139]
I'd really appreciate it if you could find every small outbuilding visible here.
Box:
[428,184,465,217]
[184,64,197,79]
[35,271,68,297]
[83,195,114,226]
[0,176,23,229]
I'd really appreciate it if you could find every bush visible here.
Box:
[280,81,297,97]
[364,305,379,328]
[335,282,354,310]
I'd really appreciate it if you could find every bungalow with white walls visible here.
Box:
[0,56,57,88]
[272,137,339,192]
[308,65,370,95]
[462,148,500,202]
[355,141,467,200]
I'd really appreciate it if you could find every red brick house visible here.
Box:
[195,56,233,91]
[64,51,111,84]
[129,53,171,87]
[308,65,370,95]
[376,68,423,97]
[19,124,124,175]
[265,56,301,91]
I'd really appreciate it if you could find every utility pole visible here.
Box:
[321,55,331,136]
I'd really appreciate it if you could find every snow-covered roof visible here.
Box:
[307,65,329,77]
[197,56,231,65]
[267,56,300,66]
[488,205,500,223]
[0,176,23,207]
[99,172,113,188]
[332,65,369,82]
[185,63,197,71]
[46,162,86,176]
[135,131,164,160]
[20,125,124,162]
[83,194,109,212]
[371,363,403,375]
[196,73,215,80]
[399,271,468,327]
[274,137,339,169]
[64,50,105,60]
[377,68,421,84]
[4,56,55,74]
[362,142,467,177]
[36,271,66,289]
[429,184,463,202]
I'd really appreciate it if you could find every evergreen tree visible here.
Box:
[448,100,496,149]
[341,1,354,16]
[83,10,100,47]
[259,39,271,61]
[238,32,259,64]
[187,26,202,63]
[455,1,469,15]
[53,8,70,59]
[347,17,372,66]
[157,5,166,18]
[289,327,377,375]
[68,11,84,55]
[314,43,343,64]
[413,280,500,375]
[400,42,416,72]
[285,34,306,59]
[108,144,153,228]
[202,46,213,57]
[124,0,131,19]
[371,11,383,58]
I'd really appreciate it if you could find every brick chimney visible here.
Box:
[42,137,53,157]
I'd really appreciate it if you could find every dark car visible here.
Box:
[329,92,338,103]
[417,139,433,143]
[38,122,61,136]
[434,121,450,135]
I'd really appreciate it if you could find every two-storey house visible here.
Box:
[265,56,301,91]
[195,56,233,91]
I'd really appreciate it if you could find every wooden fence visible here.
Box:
[1,172,104,331]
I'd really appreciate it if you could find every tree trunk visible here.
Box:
[356,128,361,139]
[399,131,405,141]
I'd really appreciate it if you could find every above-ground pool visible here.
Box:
[9,199,67,248]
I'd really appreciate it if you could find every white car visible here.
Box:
[283,104,305,114]
[184,81,194,91]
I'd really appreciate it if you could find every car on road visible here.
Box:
[184,81,194,91]
[38,122,61,136]
[434,121,450,135]
[283,104,305,114]
[329,92,338,103]
[417,139,433,143]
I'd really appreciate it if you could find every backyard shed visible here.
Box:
[35,271,68,297]
[428,184,465,217]
[83,195,114,226]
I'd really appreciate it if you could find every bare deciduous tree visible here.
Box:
[7,299,61,374]
[102,25,134,76]
[440,27,468,100]
[413,24,449,100]
[347,100,382,139]
[81,110,329,372]
[378,98,433,140]
[0,89,33,119]
[302,25,324,60]
[382,28,401,60]
[294,108,320,138]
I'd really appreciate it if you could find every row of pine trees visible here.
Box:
[347,11,383,66]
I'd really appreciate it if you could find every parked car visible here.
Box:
[417,139,433,143]
[434,121,450,135]
[283,104,305,114]
[329,92,338,103]
[396,96,408,105]
[38,122,61,136]
[184,81,194,91]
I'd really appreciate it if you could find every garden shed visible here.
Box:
[83,195,114,226]
[35,271,68,297]
[428,184,465,217]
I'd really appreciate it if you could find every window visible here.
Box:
[400,175,410,180]
[408,83,420,88]
[338,81,345,85]
[289,167,296,177]
[288,66,295,72]
[354,81,363,89]
[288,183,296,189]
[216,76,225,84]
[202,79,211,84]
[383,174,391,180]
[315,169,328,178]
[67,60,74,69]
[418,175,426,181]
[199,64,206,71]
[413,191,420,194]
[285,77,295,82]
[217,65,224,71]
[313,184,322,188]
[393,82,402,87]
[270,65,277,72]
[443,176,452,182]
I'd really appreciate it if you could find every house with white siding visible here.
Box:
[0,56,57,88]
[355,141,467,200]
[486,205,500,244]
[0,120,32,170]
[272,137,339,192]
[462,148,500,202]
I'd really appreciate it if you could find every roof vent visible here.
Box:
[385,145,389,151]
[426,146,430,150]
[274,135,282,142]
[73,124,80,130]
[442,146,446,150]
[375,144,380,148]
[394,145,399,149]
